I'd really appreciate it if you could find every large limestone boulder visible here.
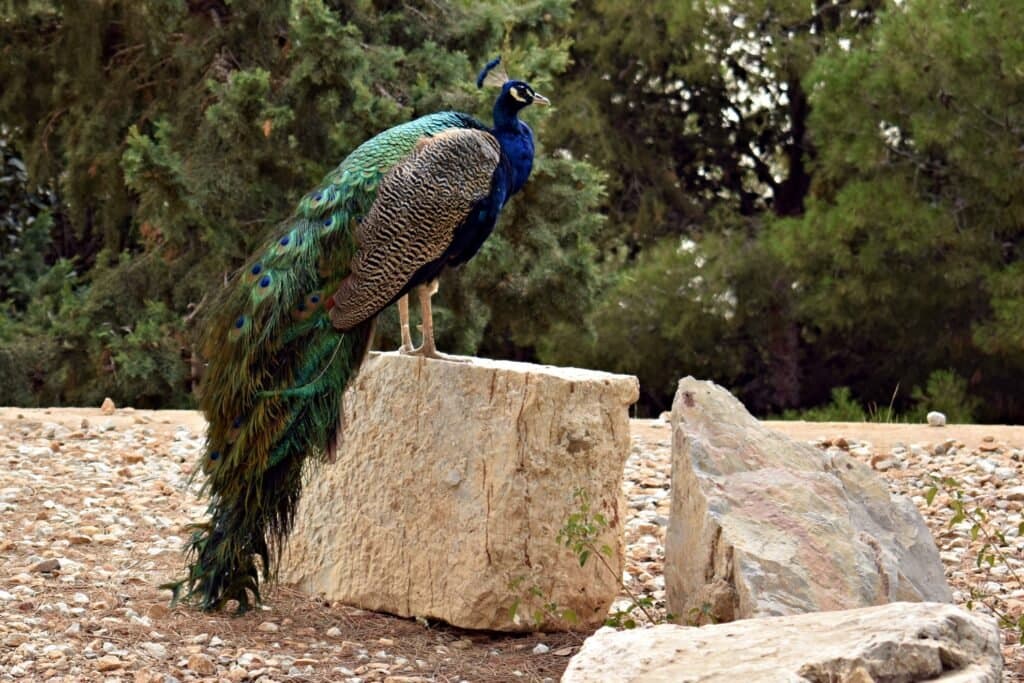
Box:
[561,602,1003,682]
[281,352,638,631]
[666,377,951,624]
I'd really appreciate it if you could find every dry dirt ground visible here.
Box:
[0,407,1021,682]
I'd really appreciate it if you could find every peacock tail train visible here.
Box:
[169,112,485,612]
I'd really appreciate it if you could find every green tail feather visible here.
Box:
[169,111,481,612]
[168,318,373,612]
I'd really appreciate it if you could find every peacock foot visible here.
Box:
[400,345,469,363]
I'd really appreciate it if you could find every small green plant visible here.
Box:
[925,475,1024,644]
[506,574,579,629]
[556,488,658,628]
[604,596,661,629]
[507,488,670,630]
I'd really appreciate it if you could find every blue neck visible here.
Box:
[492,98,523,132]
[491,100,535,198]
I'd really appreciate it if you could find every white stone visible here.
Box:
[282,353,638,631]
[562,602,1001,682]
[141,642,168,659]
[927,410,947,426]
[666,378,951,624]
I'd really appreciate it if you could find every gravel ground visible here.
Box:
[0,408,1021,682]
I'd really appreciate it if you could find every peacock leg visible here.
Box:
[397,294,414,352]
[405,281,466,362]
[415,282,440,358]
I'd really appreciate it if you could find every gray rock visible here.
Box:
[562,602,1001,682]
[665,378,951,624]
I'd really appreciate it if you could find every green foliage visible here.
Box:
[547,0,1022,420]
[0,254,191,407]
[3,0,1024,423]
[908,370,981,425]
[0,136,54,309]
[543,225,799,414]
[781,387,868,423]
[781,370,981,424]
[781,0,1024,419]
[546,0,883,244]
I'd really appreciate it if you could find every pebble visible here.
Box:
[141,642,168,659]
[187,652,216,674]
[227,666,249,682]
[31,558,61,573]
[96,654,124,671]
[927,411,947,426]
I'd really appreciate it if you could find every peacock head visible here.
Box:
[499,80,551,111]
[477,57,550,116]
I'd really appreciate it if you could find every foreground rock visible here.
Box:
[282,353,639,631]
[666,378,951,623]
[561,602,1002,682]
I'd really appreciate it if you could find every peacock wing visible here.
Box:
[328,128,502,330]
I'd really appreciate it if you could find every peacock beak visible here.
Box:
[531,92,551,106]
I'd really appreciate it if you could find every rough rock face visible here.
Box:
[561,602,1002,682]
[281,353,639,631]
[666,377,951,623]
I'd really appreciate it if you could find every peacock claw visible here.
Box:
[400,344,468,363]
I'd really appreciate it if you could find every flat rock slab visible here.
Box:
[666,378,951,623]
[282,353,638,631]
[561,601,1002,682]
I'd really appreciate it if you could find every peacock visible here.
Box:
[167,58,549,612]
